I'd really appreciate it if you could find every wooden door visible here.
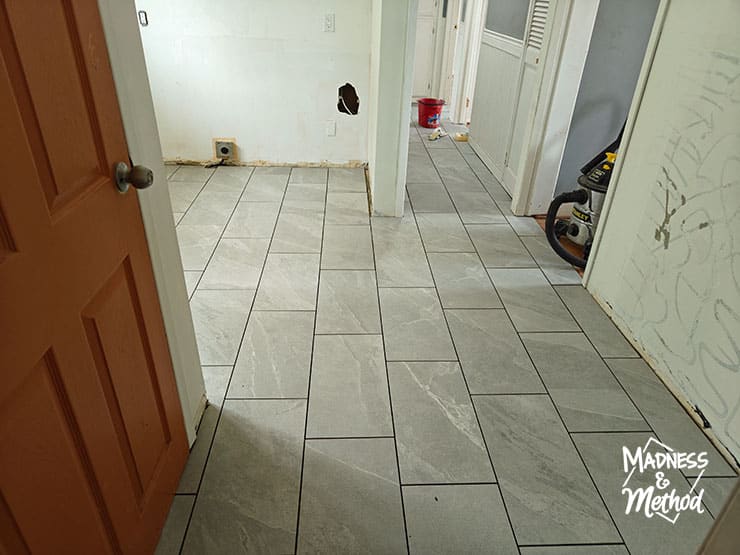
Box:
[0,1,188,553]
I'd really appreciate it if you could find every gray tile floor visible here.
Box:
[159,121,737,554]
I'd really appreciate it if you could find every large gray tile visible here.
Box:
[190,289,254,365]
[389,362,495,484]
[521,333,648,432]
[416,213,474,253]
[284,182,326,203]
[328,167,366,192]
[325,192,369,225]
[241,167,289,201]
[520,547,628,555]
[229,311,314,398]
[205,166,253,193]
[700,477,737,516]
[474,395,620,545]
[316,270,380,334]
[427,252,502,308]
[289,167,327,184]
[403,484,518,555]
[430,150,484,192]
[199,238,269,290]
[168,181,204,213]
[607,358,736,477]
[407,182,455,213]
[371,216,434,287]
[183,271,201,298]
[449,190,506,224]
[321,225,374,270]
[521,235,582,285]
[176,225,222,271]
[253,253,320,311]
[183,400,306,554]
[467,224,537,268]
[379,288,456,361]
[169,165,214,183]
[179,190,240,226]
[156,495,195,555]
[446,309,544,394]
[554,285,637,358]
[573,432,715,555]
[488,269,579,332]
[307,335,392,438]
[297,438,407,554]
[223,202,280,238]
[407,145,442,183]
[270,200,324,253]
[506,214,544,236]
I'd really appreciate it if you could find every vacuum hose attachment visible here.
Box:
[545,189,589,269]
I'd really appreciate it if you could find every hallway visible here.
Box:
[160,120,736,554]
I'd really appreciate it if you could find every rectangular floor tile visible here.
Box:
[506,214,544,236]
[199,238,269,290]
[328,167,366,192]
[176,225,222,271]
[449,190,506,224]
[321,225,374,270]
[284,182,327,203]
[316,270,380,334]
[229,311,314,398]
[488,269,579,332]
[467,224,537,268]
[289,167,327,184]
[521,333,648,432]
[416,213,474,253]
[179,190,240,226]
[156,495,195,555]
[446,309,544,394]
[307,335,392,438]
[403,484,518,555]
[379,288,456,361]
[183,400,306,554]
[700,477,738,516]
[607,358,735,477]
[428,252,502,308]
[407,145,442,183]
[297,438,407,554]
[371,216,434,288]
[241,167,289,201]
[388,361,495,484]
[205,166,253,193]
[520,547,628,555]
[270,200,324,253]
[407,182,455,213]
[168,181,204,213]
[474,395,620,545]
[253,253,320,310]
[169,165,214,183]
[325,192,369,225]
[573,432,715,555]
[190,289,254,365]
[521,235,582,285]
[223,202,280,239]
[554,285,637,358]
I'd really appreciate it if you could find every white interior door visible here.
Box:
[413,0,439,98]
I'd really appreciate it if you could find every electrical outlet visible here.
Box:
[213,139,236,160]
[323,12,335,33]
[326,120,336,137]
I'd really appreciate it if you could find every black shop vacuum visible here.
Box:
[545,123,625,268]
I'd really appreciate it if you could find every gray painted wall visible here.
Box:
[555,0,660,194]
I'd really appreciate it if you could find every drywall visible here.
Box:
[588,0,740,460]
[136,0,371,165]
[555,0,659,194]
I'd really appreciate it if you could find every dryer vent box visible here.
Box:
[214,139,236,160]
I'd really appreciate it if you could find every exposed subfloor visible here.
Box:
[159,121,737,554]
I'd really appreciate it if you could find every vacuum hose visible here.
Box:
[545,189,589,269]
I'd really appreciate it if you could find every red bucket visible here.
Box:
[418,98,445,128]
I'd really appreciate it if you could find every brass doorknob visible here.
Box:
[115,162,154,193]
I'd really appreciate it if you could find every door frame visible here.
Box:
[451,0,488,123]
[97,0,206,446]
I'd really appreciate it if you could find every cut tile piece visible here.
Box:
[297,438,407,554]
[379,288,456,361]
[183,400,306,554]
[372,215,434,287]
[328,167,366,192]
[573,432,714,555]
[488,268,579,332]
[607,358,735,477]
[199,238,269,290]
[446,309,544,394]
[289,167,327,184]
[176,225,222,271]
[407,182,455,213]
[325,193,369,225]
[253,253,320,311]
[448,190,506,224]
[168,181,204,213]
[467,224,537,268]
[169,165,214,183]
[183,271,201,298]
[166,164,179,180]
[178,191,240,226]
[173,212,184,225]
[506,214,544,236]
[223,202,280,239]
[427,252,502,308]
[388,361,495,484]
[416,213,474,253]
[700,477,738,516]
[321,225,374,270]
[242,167,289,201]
[190,289,254,365]
[474,395,620,545]
[230,311,314,399]
[155,495,195,555]
[554,285,637,358]
[307,335,392,438]
[521,235,582,285]
[520,547,628,555]
[403,484,518,555]
[270,201,324,253]
[206,166,253,192]
[316,270,380,334]
[521,333,648,432]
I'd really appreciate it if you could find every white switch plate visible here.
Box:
[323,12,335,33]
[326,120,336,137]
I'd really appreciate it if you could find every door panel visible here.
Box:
[0,1,188,553]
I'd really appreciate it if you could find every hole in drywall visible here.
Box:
[338,83,359,115]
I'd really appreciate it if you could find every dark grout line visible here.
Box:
[401,481,498,487]
[305,436,396,441]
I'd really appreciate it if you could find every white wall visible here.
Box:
[136,0,372,165]
[588,0,740,459]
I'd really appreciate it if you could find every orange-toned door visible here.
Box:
[0,1,188,553]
